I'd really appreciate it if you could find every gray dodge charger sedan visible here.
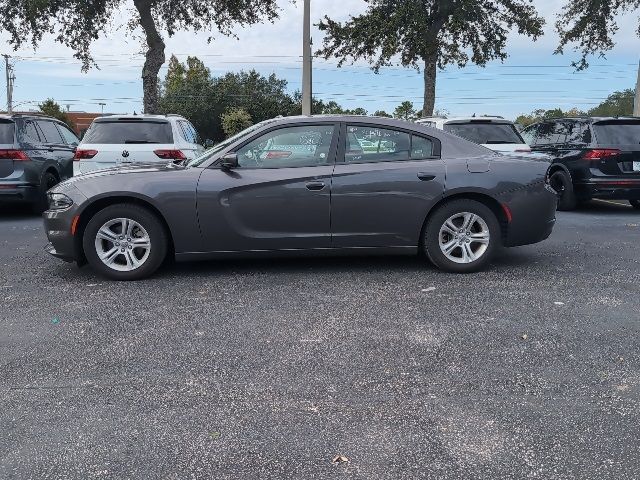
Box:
[43,115,557,280]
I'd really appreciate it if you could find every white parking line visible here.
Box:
[593,199,632,208]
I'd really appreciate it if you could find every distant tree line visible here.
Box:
[157,55,420,141]
[515,89,635,127]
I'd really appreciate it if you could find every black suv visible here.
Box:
[0,113,79,211]
[521,117,640,210]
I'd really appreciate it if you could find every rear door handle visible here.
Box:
[306,181,326,191]
[417,173,436,181]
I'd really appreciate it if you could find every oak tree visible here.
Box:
[556,1,640,69]
[317,0,545,117]
[0,0,280,113]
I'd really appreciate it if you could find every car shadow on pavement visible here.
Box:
[0,204,41,220]
[575,200,637,215]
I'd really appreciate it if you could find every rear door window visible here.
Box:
[593,121,640,145]
[346,125,411,162]
[20,120,42,144]
[0,121,15,144]
[83,120,173,144]
[443,122,524,145]
[37,120,65,144]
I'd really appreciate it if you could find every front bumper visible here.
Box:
[43,184,87,263]
[45,242,75,263]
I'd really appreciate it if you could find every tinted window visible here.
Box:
[0,122,15,143]
[236,125,335,168]
[37,121,64,144]
[564,122,591,145]
[177,121,193,143]
[20,120,41,144]
[520,125,538,145]
[411,136,434,159]
[443,122,524,145]
[593,121,640,145]
[57,124,79,145]
[346,125,410,162]
[534,122,565,146]
[83,120,173,144]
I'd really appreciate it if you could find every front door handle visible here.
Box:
[306,181,326,191]
[417,173,436,181]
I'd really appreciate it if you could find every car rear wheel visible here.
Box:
[630,200,640,210]
[82,204,168,281]
[549,170,577,211]
[423,199,501,273]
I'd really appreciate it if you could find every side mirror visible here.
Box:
[220,153,239,170]
[204,139,215,148]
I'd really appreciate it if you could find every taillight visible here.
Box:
[154,149,186,160]
[583,149,621,160]
[74,149,98,161]
[0,149,29,161]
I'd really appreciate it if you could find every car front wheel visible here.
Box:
[423,199,501,273]
[83,204,168,281]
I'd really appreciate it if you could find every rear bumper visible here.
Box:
[500,182,558,248]
[575,179,640,200]
[0,184,39,203]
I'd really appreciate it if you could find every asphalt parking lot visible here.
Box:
[1,201,639,479]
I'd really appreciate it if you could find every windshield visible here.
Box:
[444,122,525,145]
[83,120,173,144]
[593,121,640,145]
[0,121,14,144]
[188,120,277,167]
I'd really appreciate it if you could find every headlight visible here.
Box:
[48,192,74,211]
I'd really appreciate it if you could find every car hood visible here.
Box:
[60,162,188,185]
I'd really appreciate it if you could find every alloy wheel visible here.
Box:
[94,218,151,272]
[438,212,490,264]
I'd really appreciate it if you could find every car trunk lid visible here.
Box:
[591,120,640,176]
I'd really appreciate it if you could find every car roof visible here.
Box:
[534,116,640,124]
[0,113,59,122]
[418,116,511,124]
[93,114,182,122]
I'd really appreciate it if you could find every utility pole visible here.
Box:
[634,59,640,117]
[301,0,313,116]
[3,54,14,114]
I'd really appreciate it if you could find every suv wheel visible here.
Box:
[423,199,501,273]
[33,171,59,213]
[82,204,168,281]
[549,170,577,211]
[630,200,640,210]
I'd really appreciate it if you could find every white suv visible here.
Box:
[415,116,531,153]
[73,114,206,175]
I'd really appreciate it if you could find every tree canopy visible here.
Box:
[38,99,75,129]
[317,0,545,117]
[514,89,635,127]
[0,0,281,113]
[556,1,640,69]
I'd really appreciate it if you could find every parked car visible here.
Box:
[521,117,640,210]
[0,113,79,211]
[416,116,531,153]
[44,115,557,280]
[73,114,205,175]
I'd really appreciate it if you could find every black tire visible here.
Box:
[423,199,501,274]
[33,171,59,213]
[549,170,577,211]
[82,203,168,281]
[630,200,640,210]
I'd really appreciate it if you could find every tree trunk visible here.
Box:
[422,53,437,117]
[134,0,165,114]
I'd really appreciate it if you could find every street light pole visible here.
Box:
[3,54,13,114]
[634,59,640,117]
[301,0,312,116]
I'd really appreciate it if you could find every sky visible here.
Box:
[1,0,639,121]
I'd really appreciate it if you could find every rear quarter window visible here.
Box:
[0,121,15,143]
[83,120,173,144]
